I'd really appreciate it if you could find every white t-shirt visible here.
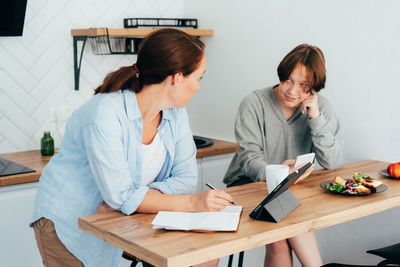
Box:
[141,132,167,186]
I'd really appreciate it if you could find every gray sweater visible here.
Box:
[223,86,344,186]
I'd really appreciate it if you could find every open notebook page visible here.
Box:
[152,205,243,231]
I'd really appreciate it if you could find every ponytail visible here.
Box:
[94,66,140,95]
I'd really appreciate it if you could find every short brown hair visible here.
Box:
[277,44,326,92]
[95,28,205,94]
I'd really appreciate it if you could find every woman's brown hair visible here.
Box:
[94,28,205,94]
[277,44,326,92]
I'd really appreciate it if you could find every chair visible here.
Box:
[322,242,400,267]
[122,252,155,267]
[367,242,400,266]
[227,251,244,267]
[321,264,375,267]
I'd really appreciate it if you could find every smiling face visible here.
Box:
[274,63,312,111]
[169,54,206,108]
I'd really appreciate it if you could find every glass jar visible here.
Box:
[41,131,54,156]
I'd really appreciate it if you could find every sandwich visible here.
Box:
[353,172,383,191]
[331,176,371,194]
[333,176,347,187]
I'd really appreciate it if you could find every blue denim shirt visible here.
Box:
[32,89,197,267]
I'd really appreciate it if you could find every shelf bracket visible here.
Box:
[73,36,88,90]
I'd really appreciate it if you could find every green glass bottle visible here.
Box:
[41,131,54,156]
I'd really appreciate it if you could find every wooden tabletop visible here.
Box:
[78,160,400,267]
[195,139,237,158]
[0,139,237,187]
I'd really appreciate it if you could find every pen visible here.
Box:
[205,182,236,205]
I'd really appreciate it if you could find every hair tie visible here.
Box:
[132,63,139,78]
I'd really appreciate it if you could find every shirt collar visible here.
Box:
[123,89,173,121]
[123,89,141,120]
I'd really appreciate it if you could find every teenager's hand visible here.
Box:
[293,163,315,183]
[191,189,234,212]
[301,93,320,119]
[281,159,314,184]
[282,159,295,167]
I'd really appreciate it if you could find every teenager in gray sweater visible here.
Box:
[224,44,344,267]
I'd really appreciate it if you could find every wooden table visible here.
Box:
[79,160,400,267]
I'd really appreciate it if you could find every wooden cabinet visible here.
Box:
[196,153,234,193]
[0,140,237,267]
[0,183,43,267]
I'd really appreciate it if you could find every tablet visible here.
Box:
[249,162,312,220]
[0,157,36,177]
[294,152,315,167]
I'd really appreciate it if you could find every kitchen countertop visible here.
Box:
[0,138,237,187]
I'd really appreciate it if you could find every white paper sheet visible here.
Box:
[152,205,243,231]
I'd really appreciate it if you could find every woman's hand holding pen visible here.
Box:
[190,189,234,212]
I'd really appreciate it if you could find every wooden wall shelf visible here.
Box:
[71,27,213,90]
[71,28,213,37]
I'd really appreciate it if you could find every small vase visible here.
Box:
[41,131,54,156]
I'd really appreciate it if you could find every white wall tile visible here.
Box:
[0,46,37,93]
[31,58,71,101]
[0,71,39,115]
[1,0,184,152]
[0,39,37,69]
[32,80,71,126]
[0,118,37,151]
[29,1,68,37]
[0,95,40,136]
[0,140,18,154]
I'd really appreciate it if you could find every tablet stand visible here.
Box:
[249,162,311,223]
[251,189,301,223]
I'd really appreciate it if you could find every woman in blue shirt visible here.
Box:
[31,28,233,267]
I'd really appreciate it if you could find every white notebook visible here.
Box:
[152,205,243,231]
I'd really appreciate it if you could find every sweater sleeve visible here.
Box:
[234,93,269,180]
[308,96,344,170]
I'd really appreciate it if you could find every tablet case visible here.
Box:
[249,162,312,223]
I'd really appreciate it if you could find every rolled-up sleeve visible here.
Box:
[82,122,149,215]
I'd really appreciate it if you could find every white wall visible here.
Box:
[0,0,184,153]
[184,0,400,164]
[184,0,400,266]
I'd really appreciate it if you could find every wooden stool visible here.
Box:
[122,252,155,267]
[227,251,244,267]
